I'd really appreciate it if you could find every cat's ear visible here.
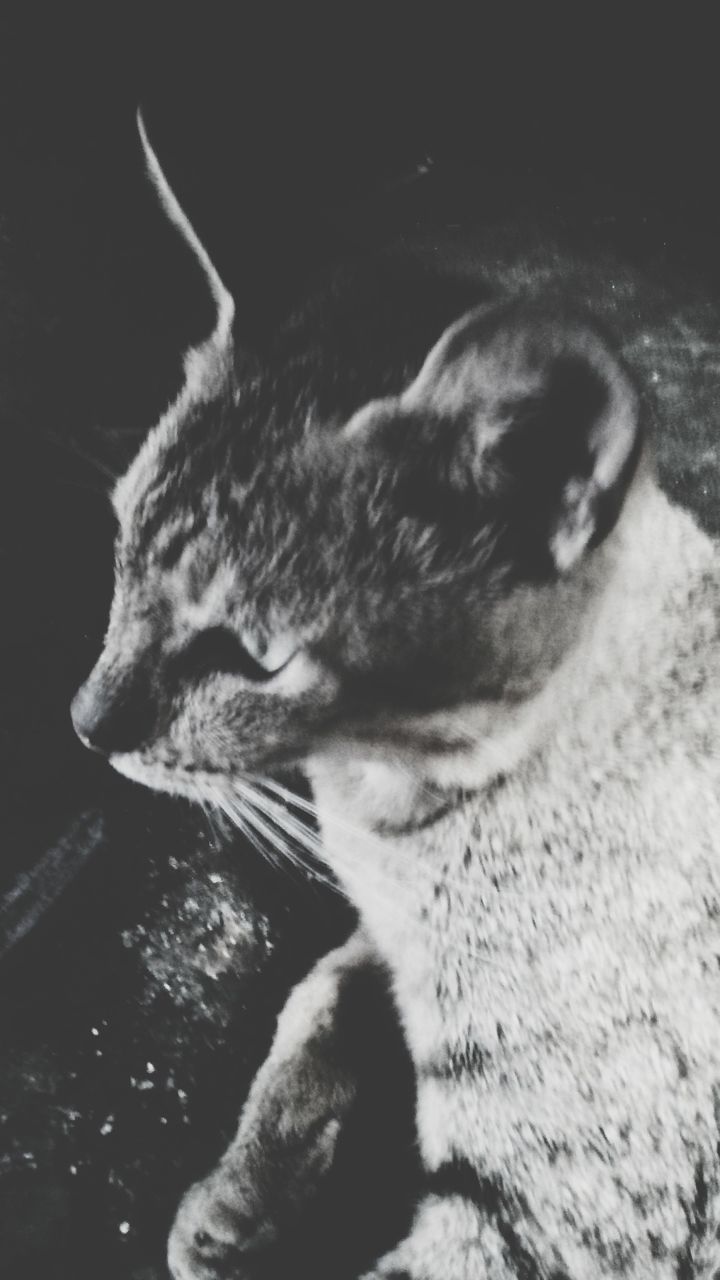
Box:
[137,110,235,403]
[347,302,642,576]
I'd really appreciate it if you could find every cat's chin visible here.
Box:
[109,751,205,801]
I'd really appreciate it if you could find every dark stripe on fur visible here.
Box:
[675,1158,710,1280]
[379,789,471,837]
[418,1041,489,1082]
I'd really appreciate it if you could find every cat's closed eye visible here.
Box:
[175,627,287,683]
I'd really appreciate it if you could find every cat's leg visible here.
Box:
[168,927,408,1280]
[358,1188,532,1280]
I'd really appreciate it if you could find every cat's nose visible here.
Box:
[71,671,154,755]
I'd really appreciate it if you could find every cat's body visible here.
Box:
[312,482,720,1277]
[71,123,720,1277]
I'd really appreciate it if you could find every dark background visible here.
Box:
[1,8,719,1279]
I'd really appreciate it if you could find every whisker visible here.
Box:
[197,770,502,967]
[197,795,226,853]
[246,774,516,968]
[251,774,320,816]
[251,774,471,893]
[213,780,333,892]
[260,771,528,903]
[244,780,452,932]
[238,780,323,853]
[207,784,286,877]
[233,782,342,895]
[43,429,120,485]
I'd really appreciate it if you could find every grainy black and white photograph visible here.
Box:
[2,9,720,1279]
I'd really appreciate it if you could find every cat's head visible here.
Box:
[71,123,643,804]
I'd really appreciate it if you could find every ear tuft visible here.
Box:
[137,110,236,403]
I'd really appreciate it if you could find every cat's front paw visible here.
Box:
[167,1163,276,1280]
[168,1115,343,1280]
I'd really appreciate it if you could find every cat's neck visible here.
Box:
[308,475,718,836]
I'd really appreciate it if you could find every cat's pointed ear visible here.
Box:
[347,301,642,576]
[137,110,235,402]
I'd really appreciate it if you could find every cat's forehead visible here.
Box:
[113,498,315,642]
[112,391,339,632]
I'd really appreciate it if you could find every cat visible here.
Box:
[71,118,720,1279]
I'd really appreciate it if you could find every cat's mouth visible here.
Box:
[110,751,322,875]
[109,751,222,800]
[109,750,301,807]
